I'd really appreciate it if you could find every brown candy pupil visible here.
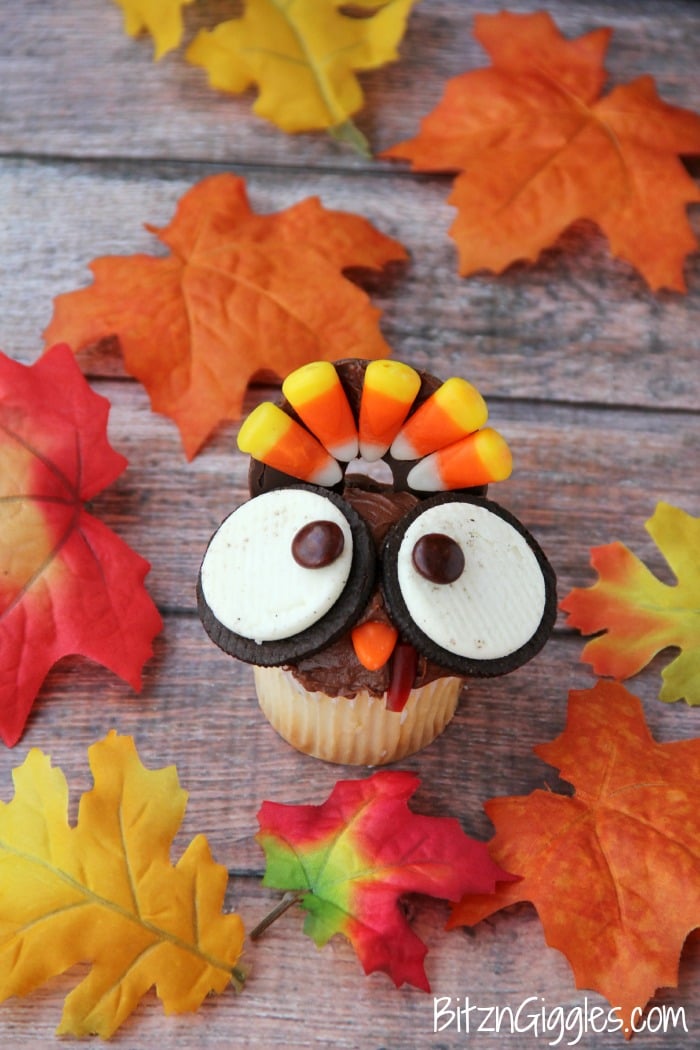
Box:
[412,532,465,584]
[292,520,345,569]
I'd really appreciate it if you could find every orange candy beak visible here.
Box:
[351,621,399,671]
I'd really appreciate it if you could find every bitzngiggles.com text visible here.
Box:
[433,995,688,1045]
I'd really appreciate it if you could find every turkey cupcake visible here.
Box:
[197,359,556,765]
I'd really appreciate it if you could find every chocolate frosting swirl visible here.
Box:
[286,478,455,698]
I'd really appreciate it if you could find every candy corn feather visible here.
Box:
[391,378,488,460]
[238,402,343,486]
[407,427,512,491]
[282,362,358,462]
[359,361,421,461]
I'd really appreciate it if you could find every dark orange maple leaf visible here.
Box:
[43,174,407,458]
[0,345,162,746]
[384,10,700,291]
[449,681,700,1033]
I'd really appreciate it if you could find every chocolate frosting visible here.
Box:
[286,478,455,698]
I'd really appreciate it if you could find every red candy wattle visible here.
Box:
[386,643,418,712]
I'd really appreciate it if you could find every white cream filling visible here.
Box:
[396,502,546,659]
[201,489,353,643]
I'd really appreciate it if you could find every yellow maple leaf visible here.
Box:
[112,0,195,59]
[186,0,419,147]
[0,732,245,1037]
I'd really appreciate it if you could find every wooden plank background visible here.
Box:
[1,1,699,1046]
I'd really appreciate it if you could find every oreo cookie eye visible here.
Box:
[197,485,375,666]
[381,494,557,677]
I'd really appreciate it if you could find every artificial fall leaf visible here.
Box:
[43,173,406,458]
[0,345,162,746]
[112,0,195,60]
[384,10,700,291]
[186,0,419,149]
[0,731,245,1037]
[256,770,511,991]
[449,681,700,1032]
[561,502,700,706]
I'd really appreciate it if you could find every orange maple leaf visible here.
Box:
[44,174,407,458]
[384,10,700,291]
[449,681,700,1033]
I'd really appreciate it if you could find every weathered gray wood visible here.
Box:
[20,623,697,868]
[1,159,698,411]
[1,1,699,163]
[1,882,697,1049]
[0,0,698,1046]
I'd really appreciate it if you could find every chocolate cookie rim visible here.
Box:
[197,483,377,667]
[380,493,558,678]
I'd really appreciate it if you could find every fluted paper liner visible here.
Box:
[254,666,462,765]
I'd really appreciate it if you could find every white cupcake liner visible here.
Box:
[254,666,462,765]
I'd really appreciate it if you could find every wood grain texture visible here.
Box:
[0,1,699,1046]
[3,159,699,411]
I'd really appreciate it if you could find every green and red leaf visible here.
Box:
[256,770,512,991]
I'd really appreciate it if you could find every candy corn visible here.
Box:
[406,427,512,491]
[358,360,421,461]
[282,361,358,461]
[238,402,343,486]
[390,377,488,460]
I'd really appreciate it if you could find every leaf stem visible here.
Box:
[250,891,302,941]
[330,119,372,157]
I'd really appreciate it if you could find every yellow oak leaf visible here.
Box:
[186,0,419,147]
[0,732,244,1038]
[112,0,195,59]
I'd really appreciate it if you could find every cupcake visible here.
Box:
[197,359,556,765]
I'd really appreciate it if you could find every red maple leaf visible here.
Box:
[449,681,700,1032]
[0,345,162,745]
[384,11,700,291]
[256,770,512,991]
[43,173,407,458]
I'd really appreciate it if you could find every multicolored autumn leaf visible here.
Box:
[188,0,418,150]
[112,0,194,59]
[384,10,700,291]
[0,345,162,747]
[0,731,244,1037]
[43,173,406,458]
[561,502,700,706]
[449,681,700,1033]
[256,770,511,991]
